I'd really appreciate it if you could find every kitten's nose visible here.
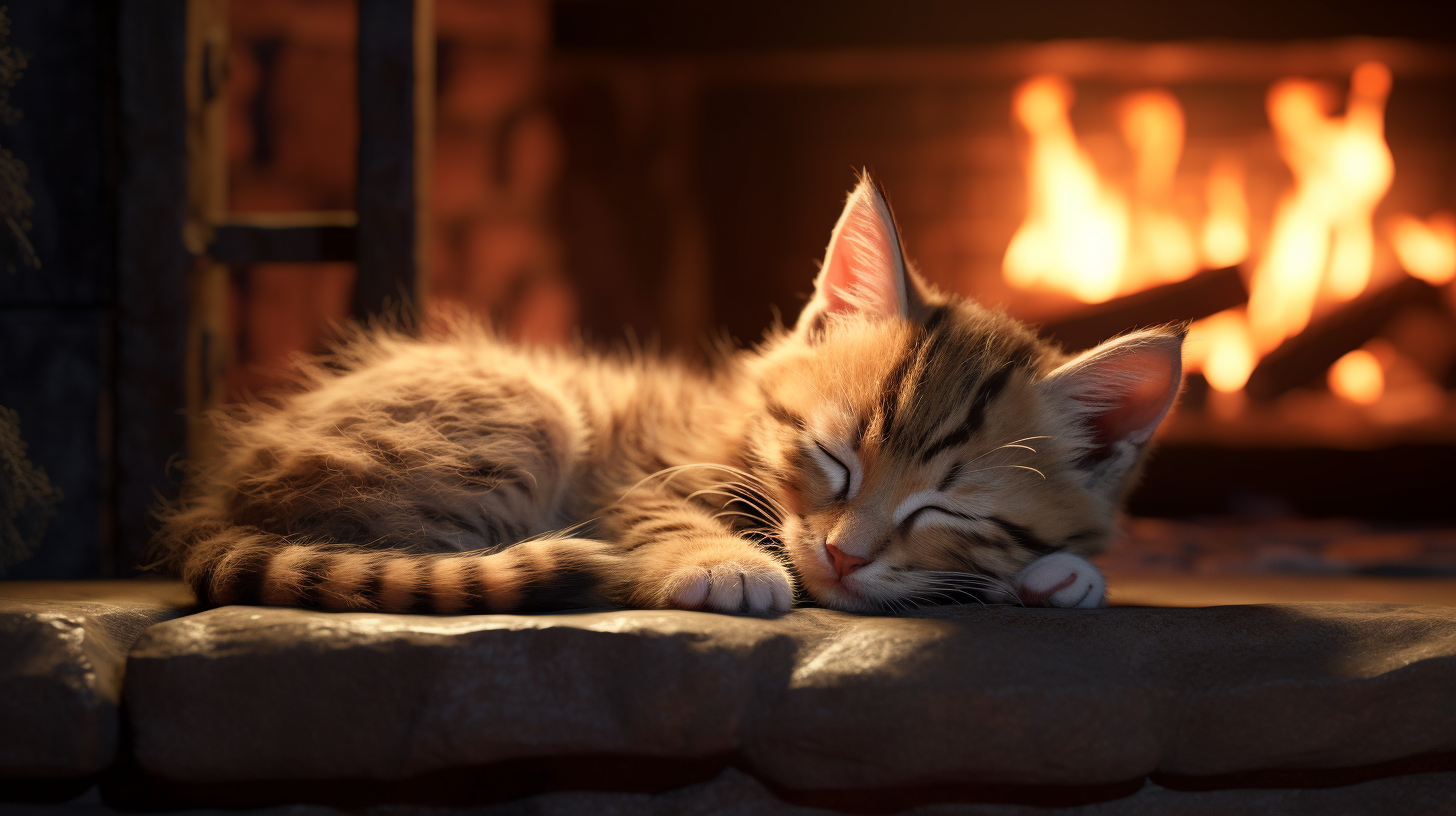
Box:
[826,543,870,578]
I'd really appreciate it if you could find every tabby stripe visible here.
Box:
[877,347,917,439]
[918,363,1017,463]
[937,462,964,493]
[922,305,950,333]
[356,561,385,609]
[633,520,698,538]
[988,516,1059,555]
[765,400,806,430]
[218,546,275,605]
[515,561,602,614]
[293,555,334,608]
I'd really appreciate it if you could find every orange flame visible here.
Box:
[1120,89,1199,290]
[1390,211,1456,285]
[1247,62,1394,350]
[1003,76,1128,303]
[1185,308,1257,393]
[1328,348,1385,405]
[1200,155,1249,269]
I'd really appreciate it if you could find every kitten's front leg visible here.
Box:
[1014,552,1106,608]
[606,494,794,614]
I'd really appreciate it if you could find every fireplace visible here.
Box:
[219,2,1456,559]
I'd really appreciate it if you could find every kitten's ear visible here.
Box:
[1037,326,1186,500]
[796,175,922,337]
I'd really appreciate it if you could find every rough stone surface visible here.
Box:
[10,768,1456,815]
[126,603,1456,790]
[0,582,193,777]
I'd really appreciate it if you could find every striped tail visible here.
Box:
[183,529,620,614]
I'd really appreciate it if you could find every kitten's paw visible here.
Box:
[663,554,794,615]
[1015,552,1105,608]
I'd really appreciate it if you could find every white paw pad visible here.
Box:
[667,563,793,614]
[1015,552,1105,608]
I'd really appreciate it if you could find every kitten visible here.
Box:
[156,175,1183,615]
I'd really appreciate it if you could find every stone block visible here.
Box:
[126,603,1456,791]
[0,583,193,778]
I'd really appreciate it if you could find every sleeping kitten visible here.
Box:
[157,175,1183,615]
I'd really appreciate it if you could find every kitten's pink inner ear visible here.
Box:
[1047,332,1185,453]
[816,182,908,320]
[1086,346,1182,445]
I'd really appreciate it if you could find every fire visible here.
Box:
[1120,90,1199,289]
[1390,212,1456,285]
[1003,79,1204,303]
[1328,348,1385,405]
[1246,62,1394,349]
[1185,308,1257,393]
[1002,76,1128,303]
[1002,63,1415,413]
[1200,156,1249,269]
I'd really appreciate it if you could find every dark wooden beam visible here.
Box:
[209,213,358,264]
[116,0,189,574]
[354,0,431,321]
[1039,266,1247,351]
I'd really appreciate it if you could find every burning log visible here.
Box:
[1039,265,1247,351]
[1244,277,1444,401]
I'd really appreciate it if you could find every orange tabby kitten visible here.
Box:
[157,175,1183,614]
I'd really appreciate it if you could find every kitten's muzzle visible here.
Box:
[825,542,870,579]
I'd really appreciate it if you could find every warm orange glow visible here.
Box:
[1200,156,1249,269]
[1248,62,1394,350]
[1186,309,1257,393]
[1002,64,1408,414]
[1390,212,1456,285]
[1003,76,1128,303]
[1120,90,1199,289]
[1328,348,1385,405]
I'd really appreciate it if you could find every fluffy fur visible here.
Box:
[156,175,1184,615]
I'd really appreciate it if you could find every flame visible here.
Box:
[1390,211,1456,285]
[1200,155,1249,269]
[1003,76,1128,303]
[1120,90,1199,289]
[1247,62,1394,349]
[1003,64,1407,415]
[1186,308,1257,393]
[1328,348,1385,404]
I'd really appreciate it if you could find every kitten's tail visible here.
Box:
[177,527,620,614]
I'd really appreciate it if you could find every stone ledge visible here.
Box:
[0,582,194,779]
[124,602,1456,791]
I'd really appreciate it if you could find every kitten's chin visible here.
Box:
[802,574,881,613]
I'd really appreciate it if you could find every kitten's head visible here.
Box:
[744,175,1184,612]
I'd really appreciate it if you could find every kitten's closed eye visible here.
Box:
[810,441,851,501]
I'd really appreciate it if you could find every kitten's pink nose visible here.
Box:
[826,543,869,579]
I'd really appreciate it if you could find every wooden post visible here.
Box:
[116,0,190,573]
[354,0,433,322]
[184,0,230,464]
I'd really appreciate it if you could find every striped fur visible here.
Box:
[155,175,1184,615]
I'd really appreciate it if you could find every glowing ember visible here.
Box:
[1390,212,1456,285]
[1200,155,1250,270]
[1003,76,1128,304]
[1247,62,1394,349]
[1328,348,1385,405]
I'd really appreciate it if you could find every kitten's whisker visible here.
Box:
[689,488,783,523]
[958,464,1046,480]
